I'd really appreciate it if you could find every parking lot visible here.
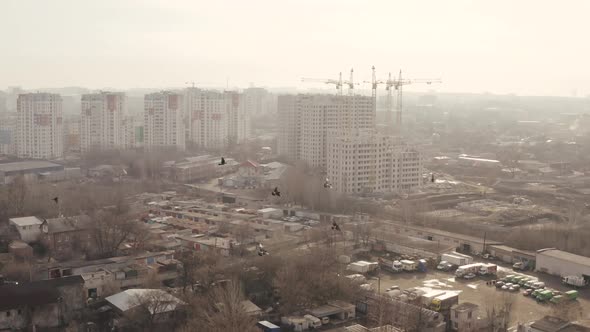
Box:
[368,266,590,324]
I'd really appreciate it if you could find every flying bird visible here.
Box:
[218,157,226,166]
[324,178,332,189]
[257,243,269,256]
[271,187,281,197]
[331,221,341,232]
[52,197,59,204]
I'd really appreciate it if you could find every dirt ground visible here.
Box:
[367,267,590,325]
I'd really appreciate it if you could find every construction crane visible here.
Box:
[301,69,359,96]
[366,67,441,131]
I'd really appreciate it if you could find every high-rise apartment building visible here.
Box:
[277,94,375,168]
[327,130,423,194]
[63,115,81,154]
[144,92,185,150]
[16,93,63,159]
[80,92,126,152]
[185,88,249,150]
[243,87,276,115]
[0,112,17,155]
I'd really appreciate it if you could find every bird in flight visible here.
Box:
[331,221,341,232]
[271,187,281,197]
[52,197,59,204]
[257,243,269,256]
[324,178,332,189]
[218,157,226,166]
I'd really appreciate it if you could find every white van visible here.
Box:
[304,314,322,328]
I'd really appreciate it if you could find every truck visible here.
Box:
[430,292,459,312]
[565,290,579,301]
[303,315,322,329]
[420,290,446,307]
[379,258,403,273]
[478,263,497,276]
[347,261,378,274]
[441,253,473,266]
[401,260,417,272]
[345,274,367,284]
[257,321,281,332]
[562,276,588,288]
[455,263,483,277]
[437,261,454,271]
[536,290,554,302]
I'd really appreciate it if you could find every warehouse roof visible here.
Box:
[537,249,590,267]
[0,161,62,173]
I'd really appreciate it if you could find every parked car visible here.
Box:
[463,273,476,280]
[523,289,533,296]
[509,284,520,292]
[495,281,505,288]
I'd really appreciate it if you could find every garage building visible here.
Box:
[536,248,590,282]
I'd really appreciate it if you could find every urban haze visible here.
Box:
[1,1,590,332]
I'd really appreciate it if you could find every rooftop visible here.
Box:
[537,248,590,267]
[452,302,478,311]
[43,215,92,233]
[106,289,185,314]
[9,216,43,227]
[0,160,63,173]
[530,316,571,332]
[241,160,260,168]
[240,300,262,315]
[0,275,84,311]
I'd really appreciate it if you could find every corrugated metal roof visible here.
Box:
[538,249,590,267]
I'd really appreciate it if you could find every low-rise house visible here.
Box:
[450,302,486,331]
[238,160,262,178]
[8,216,43,243]
[81,269,116,299]
[106,289,186,329]
[8,240,33,260]
[40,215,93,259]
[0,275,85,331]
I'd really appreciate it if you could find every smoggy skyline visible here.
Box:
[2,0,590,96]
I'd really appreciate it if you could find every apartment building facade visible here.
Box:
[144,91,185,151]
[277,94,375,168]
[243,87,275,115]
[185,88,249,150]
[0,112,16,155]
[80,92,126,152]
[16,93,63,159]
[327,130,423,194]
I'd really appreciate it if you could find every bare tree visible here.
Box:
[179,280,259,332]
[6,175,27,216]
[482,289,517,332]
[273,247,363,315]
[127,290,186,331]
[498,148,522,178]
[176,251,222,294]
[89,209,138,258]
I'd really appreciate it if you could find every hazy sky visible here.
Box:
[2,0,590,96]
